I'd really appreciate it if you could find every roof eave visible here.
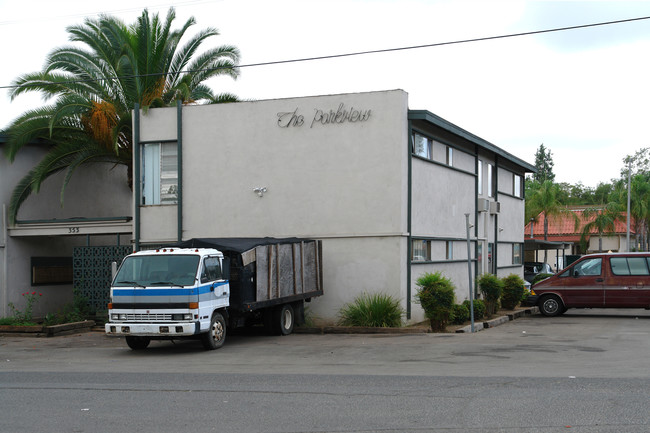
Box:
[408,109,536,173]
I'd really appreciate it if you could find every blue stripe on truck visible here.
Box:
[113,281,228,297]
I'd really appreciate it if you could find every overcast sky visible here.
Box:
[2,0,650,187]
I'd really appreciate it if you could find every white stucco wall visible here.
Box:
[411,159,475,236]
[139,90,410,322]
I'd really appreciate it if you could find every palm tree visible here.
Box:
[2,8,240,224]
[611,173,650,251]
[526,180,579,262]
[580,203,625,252]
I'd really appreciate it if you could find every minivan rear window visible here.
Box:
[610,257,650,276]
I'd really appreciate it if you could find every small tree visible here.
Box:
[477,274,503,318]
[415,272,456,331]
[501,274,525,310]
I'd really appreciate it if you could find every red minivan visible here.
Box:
[529,252,650,316]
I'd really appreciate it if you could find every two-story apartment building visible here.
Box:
[133,90,535,322]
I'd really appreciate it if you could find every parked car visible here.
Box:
[527,252,650,316]
[524,262,554,283]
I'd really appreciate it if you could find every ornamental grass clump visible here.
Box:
[415,272,456,331]
[477,273,503,318]
[338,293,404,328]
[501,274,525,310]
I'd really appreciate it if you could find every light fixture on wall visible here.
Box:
[253,187,267,197]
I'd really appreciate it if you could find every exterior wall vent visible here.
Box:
[489,201,501,214]
[477,198,490,213]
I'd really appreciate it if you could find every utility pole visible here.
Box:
[626,158,631,252]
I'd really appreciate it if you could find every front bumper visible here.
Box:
[105,321,200,337]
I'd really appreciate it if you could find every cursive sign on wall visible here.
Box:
[277,103,371,128]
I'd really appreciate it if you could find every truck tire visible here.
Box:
[202,312,226,350]
[125,336,151,350]
[276,304,295,335]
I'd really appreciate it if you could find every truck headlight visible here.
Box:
[172,314,192,320]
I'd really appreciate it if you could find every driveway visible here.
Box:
[2,309,650,432]
[2,308,649,378]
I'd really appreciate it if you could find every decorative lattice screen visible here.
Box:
[73,246,132,312]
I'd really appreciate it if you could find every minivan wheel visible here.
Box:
[539,295,564,317]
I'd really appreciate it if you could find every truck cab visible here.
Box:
[106,248,230,350]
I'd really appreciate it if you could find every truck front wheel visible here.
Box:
[125,336,151,350]
[202,312,226,350]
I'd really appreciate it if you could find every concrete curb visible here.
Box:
[294,307,540,335]
[456,306,539,333]
[294,326,430,335]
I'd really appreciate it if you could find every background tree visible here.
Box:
[526,180,579,262]
[580,203,625,252]
[533,144,555,183]
[2,8,240,224]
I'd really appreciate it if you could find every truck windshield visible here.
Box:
[113,254,200,287]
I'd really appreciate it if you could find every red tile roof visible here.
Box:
[524,207,634,238]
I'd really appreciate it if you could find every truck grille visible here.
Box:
[126,313,173,321]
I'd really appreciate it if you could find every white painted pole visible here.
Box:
[465,213,475,333]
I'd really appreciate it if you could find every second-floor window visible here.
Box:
[514,174,522,198]
[413,133,433,159]
[141,142,178,205]
[487,163,494,197]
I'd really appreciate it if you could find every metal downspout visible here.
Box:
[1,204,7,316]
[177,100,183,242]
[134,104,141,251]
[474,145,479,284]
[406,120,413,320]
[493,155,499,272]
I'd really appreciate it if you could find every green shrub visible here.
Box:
[414,272,456,331]
[501,274,525,310]
[338,293,403,328]
[477,274,503,318]
[521,289,531,304]
[450,303,469,325]
[462,299,485,320]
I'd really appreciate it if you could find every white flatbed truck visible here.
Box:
[105,238,322,350]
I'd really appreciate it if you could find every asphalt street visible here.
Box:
[1,309,649,432]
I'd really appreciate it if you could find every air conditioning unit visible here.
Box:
[489,201,501,214]
[477,198,489,213]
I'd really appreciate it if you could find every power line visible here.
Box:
[2,15,649,91]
